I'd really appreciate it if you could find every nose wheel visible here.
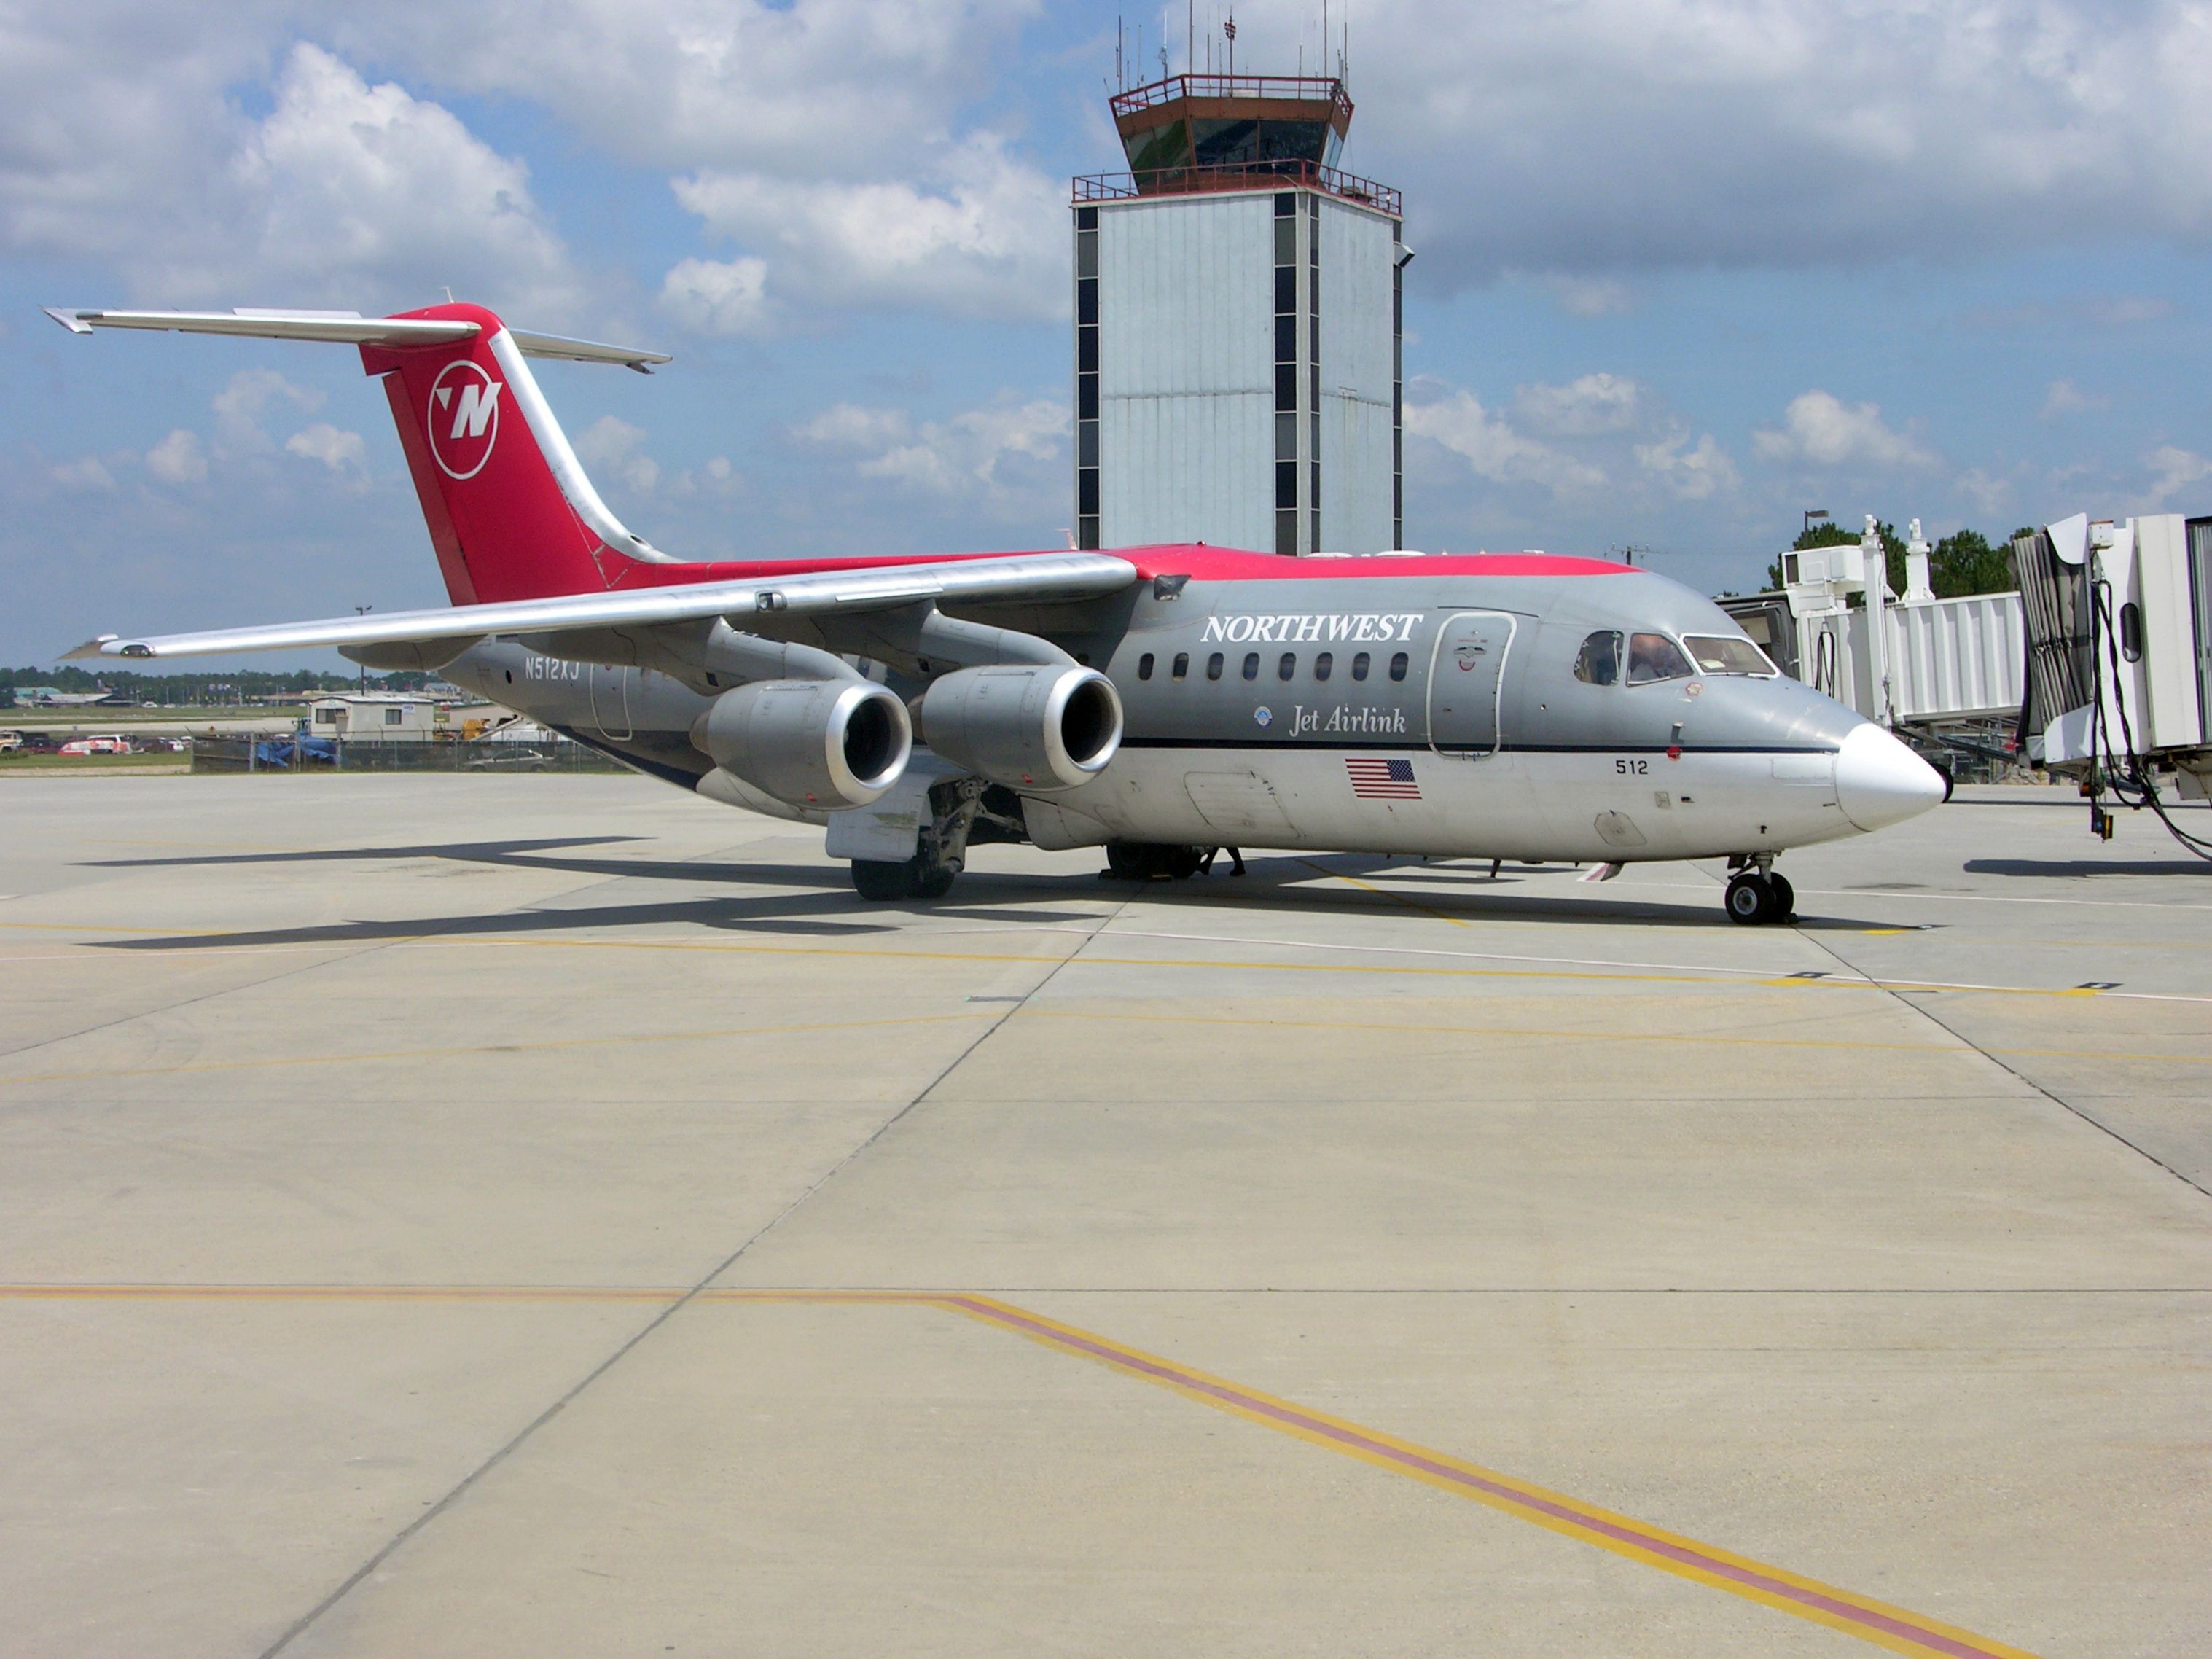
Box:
[1724,869,1795,926]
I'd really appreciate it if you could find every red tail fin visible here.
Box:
[361,303,657,604]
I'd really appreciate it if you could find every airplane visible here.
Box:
[45,301,1945,924]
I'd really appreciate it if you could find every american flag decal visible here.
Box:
[1345,757,1421,800]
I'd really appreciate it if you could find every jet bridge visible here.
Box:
[2012,512,2212,851]
[1721,518,2028,747]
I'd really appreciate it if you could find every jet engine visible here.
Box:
[692,678,911,810]
[918,664,1122,791]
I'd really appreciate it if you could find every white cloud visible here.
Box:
[213,368,322,454]
[2144,445,2212,508]
[574,415,660,494]
[49,456,117,492]
[1229,0,2212,284]
[1751,391,1937,470]
[795,394,1066,498]
[284,423,368,480]
[1,34,582,319]
[146,429,208,485]
[340,0,1038,176]
[1544,276,1635,316]
[1635,430,1739,500]
[1953,468,2014,518]
[1404,389,1606,496]
[660,257,771,335]
[671,135,1064,324]
[2039,379,2106,420]
[1515,372,1643,437]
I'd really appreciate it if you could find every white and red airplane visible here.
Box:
[48,302,1943,922]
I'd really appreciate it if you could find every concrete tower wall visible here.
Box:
[1095,191,1276,554]
[1316,195,1398,555]
[1079,184,1401,556]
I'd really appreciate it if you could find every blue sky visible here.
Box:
[4,0,2208,666]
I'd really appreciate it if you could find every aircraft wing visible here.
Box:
[61,552,1140,660]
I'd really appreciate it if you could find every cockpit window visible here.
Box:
[1681,633,1776,676]
[1574,631,1622,686]
[1626,632,1694,684]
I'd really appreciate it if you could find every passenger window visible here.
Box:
[1172,652,1189,681]
[1314,652,1332,682]
[1138,652,1154,681]
[1243,652,1259,680]
[1627,632,1693,684]
[1278,652,1297,680]
[1682,634,1775,676]
[1351,652,1370,681]
[1388,652,1409,682]
[1207,652,1224,681]
[1574,631,1621,686]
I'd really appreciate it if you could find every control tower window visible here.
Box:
[1574,631,1622,686]
[1626,633,1694,684]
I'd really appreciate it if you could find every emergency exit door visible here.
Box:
[1426,611,1517,757]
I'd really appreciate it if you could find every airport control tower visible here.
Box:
[1073,71,1404,555]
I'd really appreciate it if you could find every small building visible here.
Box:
[308,693,441,741]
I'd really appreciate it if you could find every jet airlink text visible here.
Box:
[1291,704,1409,734]
[1200,612,1426,644]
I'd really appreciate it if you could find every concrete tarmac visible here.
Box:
[1,775,2205,1658]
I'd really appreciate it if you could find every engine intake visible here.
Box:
[918,665,1122,791]
[693,678,911,809]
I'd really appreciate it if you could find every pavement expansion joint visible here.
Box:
[4,1280,2041,1659]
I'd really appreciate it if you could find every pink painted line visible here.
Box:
[945,1296,2023,1659]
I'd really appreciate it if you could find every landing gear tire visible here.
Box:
[1766,873,1795,920]
[1725,873,1774,926]
[851,854,958,902]
[1104,841,1208,881]
[1724,872,1790,926]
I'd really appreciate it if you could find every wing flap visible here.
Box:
[62,553,1139,661]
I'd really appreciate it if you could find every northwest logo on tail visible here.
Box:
[427,360,502,480]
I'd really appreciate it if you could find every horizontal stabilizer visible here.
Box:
[60,552,1139,661]
[42,308,671,372]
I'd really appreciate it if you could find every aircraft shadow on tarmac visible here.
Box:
[1963,856,2212,878]
[86,838,1894,949]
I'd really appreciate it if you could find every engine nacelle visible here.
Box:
[918,665,1122,791]
[692,678,911,810]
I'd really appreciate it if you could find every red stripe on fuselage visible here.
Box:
[588,543,1633,593]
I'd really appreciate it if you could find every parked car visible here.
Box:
[0,729,22,752]
[58,735,131,755]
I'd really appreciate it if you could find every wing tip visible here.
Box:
[60,634,124,660]
[43,307,93,335]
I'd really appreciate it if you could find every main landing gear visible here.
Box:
[1101,841,1245,880]
[1723,854,1795,926]
[851,852,958,901]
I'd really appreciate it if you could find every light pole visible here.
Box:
[353,606,372,692]
[1802,508,1830,539]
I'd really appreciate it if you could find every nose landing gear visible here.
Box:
[1724,855,1796,926]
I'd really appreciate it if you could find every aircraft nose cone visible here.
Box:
[1834,722,1947,832]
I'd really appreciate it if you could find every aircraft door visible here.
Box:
[589,663,634,741]
[1427,611,1517,757]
